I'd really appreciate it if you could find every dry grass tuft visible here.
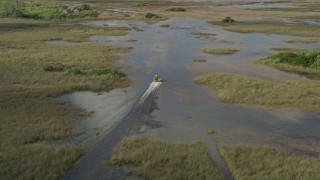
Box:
[203,48,239,55]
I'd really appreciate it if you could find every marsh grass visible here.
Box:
[217,39,235,44]
[166,7,186,12]
[108,137,224,180]
[270,47,296,51]
[194,72,320,111]
[193,32,216,41]
[219,145,320,179]
[0,25,130,43]
[254,49,320,79]
[0,21,131,178]
[0,145,85,179]
[0,1,99,19]
[286,37,320,43]
[213,21,320,37]
[193,59,207,63]
[203,48,239,55]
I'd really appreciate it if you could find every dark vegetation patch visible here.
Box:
[271,47,297,51]
[108,137,224,179]
[167,7,186,12]
[144,13,160,19]
[255,49,320,79]
[160,24,170,27]
[269,50,320,68]
[222,16,235,23]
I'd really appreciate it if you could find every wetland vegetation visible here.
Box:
[0,15,131,178]
[109,137,224,179]
[286,37,320,43]
[1,0,320,178]
[193,59,207,63]
[0,1,99,19]
[220,145,320,179]
[203,48,239,55]
[255,49,320,79]
[194,72,320,111]
[213,21,320,37]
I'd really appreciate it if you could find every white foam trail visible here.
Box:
[139,82,162,103]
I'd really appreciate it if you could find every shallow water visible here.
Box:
[60,17,320,154]
[82,17,320,153]
[60,17,320,179]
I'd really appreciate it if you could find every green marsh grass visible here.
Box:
[219,145,320,179]
[254,49,320,79]
[193,59,207,63]
[0,1,99,19]
[109,137,224,179]
[167,7,186,12]
[203,48,239,55]
[194,72,320,111]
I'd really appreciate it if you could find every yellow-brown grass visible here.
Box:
[0,19,131,179]
[109,137,224,179]
[194,72,320,111]
[220,145,320,179]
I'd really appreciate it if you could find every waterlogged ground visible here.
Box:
[61,17,320,178]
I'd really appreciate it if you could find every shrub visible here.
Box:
[222,16,235,23]
[270,49,320,68]
[145,13,160,19]
[167,7,186,12]
[64,10,99,19]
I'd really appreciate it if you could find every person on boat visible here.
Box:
[153,74,161,82]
